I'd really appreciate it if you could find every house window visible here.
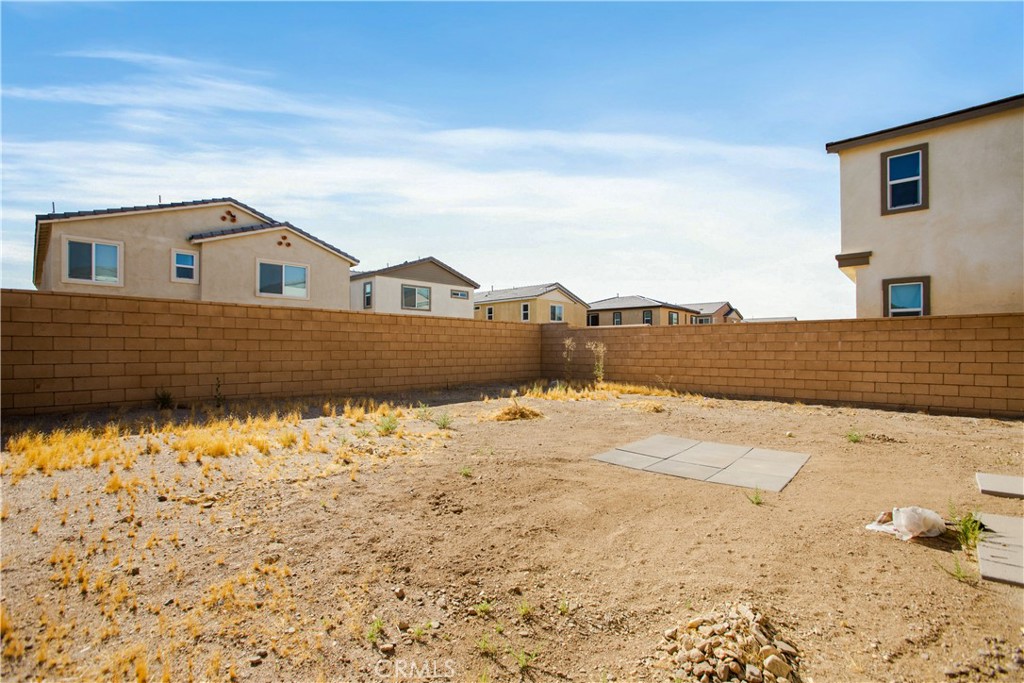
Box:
[694,316,712,325]
[402,285,431,310]
[550,304,564,322]
[451,289,469,299]
[587,312,599,327]
[612,312,622,326]
[486,306,494,321]
[668,311,679,325]
[642,310,653,325]
[882,144,928,214]
[521,303,530,321]
[64,237,122,285]
[171,249,198,283]
[258,261,308,299]
[362,281,373,309]
[883,276,930,317]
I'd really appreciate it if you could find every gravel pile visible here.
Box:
[652,602,801,682]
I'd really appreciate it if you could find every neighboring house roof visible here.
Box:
[189,222,359,265]
[680,301,744,320]
[474,283,588,308]
[35,197,277,224]
[587,295,699,314]
[350,256,479,289]
[825,93,1024,153]
[32,197,279,286]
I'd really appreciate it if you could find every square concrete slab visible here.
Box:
[743,448,811,468]
[977,513,1024,587]
[644,458,720,481]
[671,441,751,468]
[726,449,810,478]
[976,472,1024,499]
[618,435,699,459]
[705,468,794,493]
[591,449,663,471]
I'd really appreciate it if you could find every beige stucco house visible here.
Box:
[586,295,698,326]
[349,257,479,318]
[32,198,358,309]
[474,283,589,326]
[827,94,1024,318]
[677,301,744,324]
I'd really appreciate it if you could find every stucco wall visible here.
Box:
[200,230,350,310]
[475,291,587,326]
[350,275,474,318]
[38,203,265,297]
[588,307,691,326]
[836,107,1024,317]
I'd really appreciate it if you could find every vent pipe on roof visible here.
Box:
[51,202,55,213]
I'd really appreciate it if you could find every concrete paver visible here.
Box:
[591,434,809,492]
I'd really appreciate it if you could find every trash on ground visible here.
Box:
[866,506,945,541]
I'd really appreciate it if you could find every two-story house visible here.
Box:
[474,283,589,326]
[32,198,359,309]
[677,301,744,324]
[826,94,1024,318]
[349,257,479,318]
[586,295,699,326]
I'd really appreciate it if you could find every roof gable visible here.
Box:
[188,222,359,265]
[350,257,479,288]
[588,295,699,313]
[474,282,587,308]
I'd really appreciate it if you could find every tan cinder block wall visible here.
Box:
[1,289,540,415]
[542,315,1024,418]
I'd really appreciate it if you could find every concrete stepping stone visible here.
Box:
[592,449,663,470]
[671,441,751,468]
[977,513,1024,587]
[644,458,720,481]
[976,473,1024,499]
[618,435,699,459]
[705,468,794,493]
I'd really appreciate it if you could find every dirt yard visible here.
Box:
[1,384,1021,682]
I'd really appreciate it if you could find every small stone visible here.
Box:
[256,649,268,658]
[248,657,263,667]
[394,587,405,600]
[745,664,763,682]
[715,661,730,680]
[687,617,705,629]
[664,626,678,640]
[379,642,395,655]
[436,595,447,609]
[157,494,168,502]
[666,643,679,655]
[774,640,798,657]
[759,645,782,660]
[763,654,792,679]
[128,567,139,576]
[687,648,704,663]
[693,661,714,677]
[729,660,744,676]
[285,627,296,634]
[397,620,410,632]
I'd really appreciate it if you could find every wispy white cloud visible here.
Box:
[1,49,849,319]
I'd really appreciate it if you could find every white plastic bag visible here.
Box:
[866,506,945,541]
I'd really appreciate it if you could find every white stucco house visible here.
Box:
[349,257,480,318]
[826,94,1023,318]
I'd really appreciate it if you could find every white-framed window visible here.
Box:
[63,236,123,286]
[402,284,431,311]
[642,310,653,325]
[550,304,564,322]
[486,306,494,321]
[363,281,373,309]
[694,316,712,325]
[587,312,599,327]
[521,303,530,322]
[451,289,469,300]
[612,312,622,325]
[257,260,308,299]
[171,249,199,283]
[884,276,930,317]
[668,311,679,325]
[882,144,928,214]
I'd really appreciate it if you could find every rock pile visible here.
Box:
[651,602,801,683]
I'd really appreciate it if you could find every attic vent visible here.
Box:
[277,235,292,248]
[220,210,238,223]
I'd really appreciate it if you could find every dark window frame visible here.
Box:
[881,143,929,215]
[362,281,373,309]
[401,284,432,311]
[882,276,931,317]
[612,311,622,326]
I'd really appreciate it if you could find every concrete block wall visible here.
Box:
[1,290,541,415]
[541,315,1023,418]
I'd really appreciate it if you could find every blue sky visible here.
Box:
[2,2,1022,319]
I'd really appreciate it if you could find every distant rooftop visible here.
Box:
[474,282,587,307]
[189,221,358,265]
[588,295,699,314]
[35,197,276,224]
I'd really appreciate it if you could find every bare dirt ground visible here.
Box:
[1,384,1022,683]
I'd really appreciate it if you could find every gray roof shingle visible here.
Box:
[588,295,699,313]
[474,282,587,307]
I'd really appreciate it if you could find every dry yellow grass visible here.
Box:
[518,381,681,401]
[492,398,544,422]
[623,400,667,413]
